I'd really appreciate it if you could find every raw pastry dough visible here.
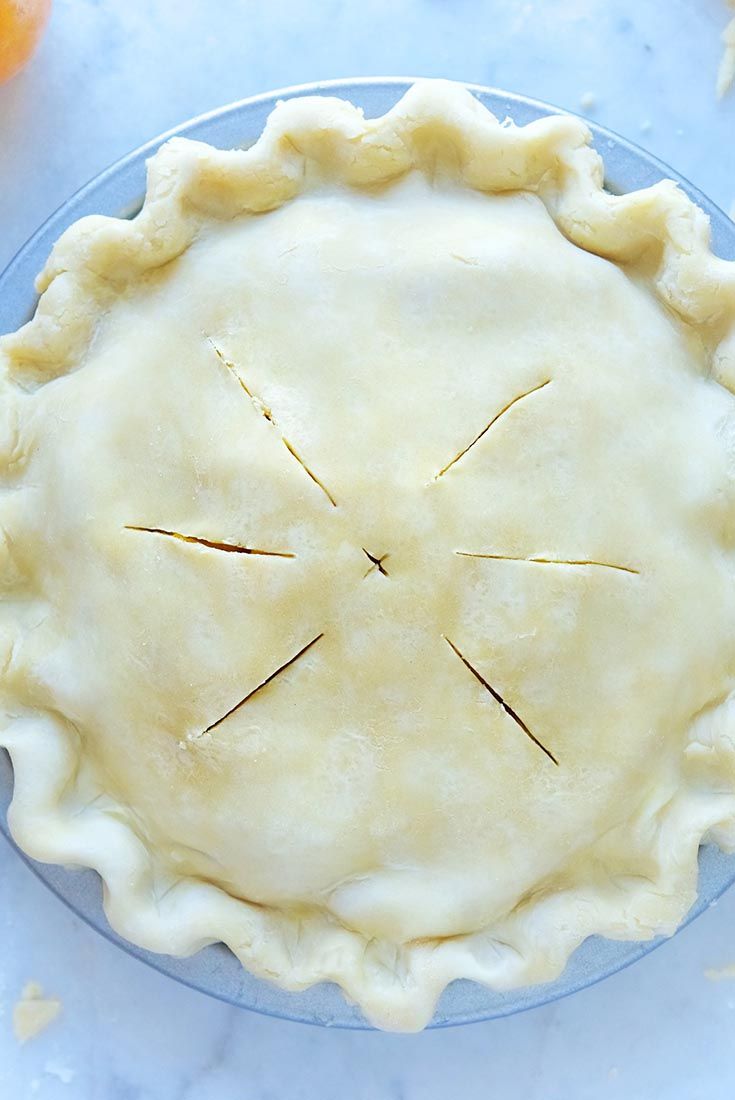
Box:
[12,982,61,1043]
[2,81,735,1031]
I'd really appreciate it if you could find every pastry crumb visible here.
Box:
[12,982,61,1043]
[717,5,735,98]
[639,119,652,134]
[579,91,597,112]
[704,963,735,981]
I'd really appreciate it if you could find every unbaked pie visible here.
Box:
[2,80,735,1031]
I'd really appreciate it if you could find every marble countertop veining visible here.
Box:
[2,1,735,1096]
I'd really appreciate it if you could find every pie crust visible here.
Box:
[2,80,735,1031]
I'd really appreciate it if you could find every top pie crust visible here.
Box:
[2,80,735,1031]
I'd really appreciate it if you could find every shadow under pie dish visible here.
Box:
[2,79,735,1032]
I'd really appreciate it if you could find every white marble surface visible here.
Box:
[1,0,735,1096]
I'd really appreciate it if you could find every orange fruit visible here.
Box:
[0,0,52,84]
